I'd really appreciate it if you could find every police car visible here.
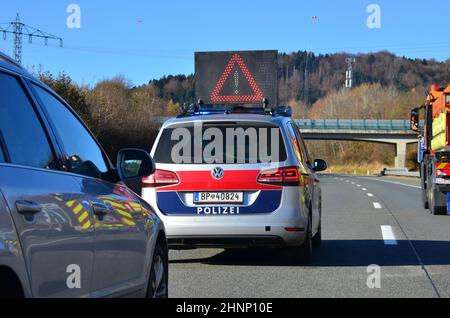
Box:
[142,105,327,263]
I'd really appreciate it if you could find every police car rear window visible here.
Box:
[154,122,287,164]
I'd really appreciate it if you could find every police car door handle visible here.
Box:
[92,203,110,216]
[15,200,42,215]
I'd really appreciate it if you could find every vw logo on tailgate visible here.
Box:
[211,167,224,180]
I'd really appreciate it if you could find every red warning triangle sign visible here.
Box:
[210,53,264,103]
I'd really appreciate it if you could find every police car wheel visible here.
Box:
[312,221,322,248]
[299,214,313,264]
[147,243,168,298]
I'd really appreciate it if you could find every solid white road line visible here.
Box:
[362,177,421,189]
[373,202,382,209]
[381,225,397,245]
[367,193,374,197]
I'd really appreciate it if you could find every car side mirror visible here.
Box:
[117,148,155,181]
[410,109,419,132]
[313,159,327,172]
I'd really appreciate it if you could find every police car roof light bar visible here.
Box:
[177,100,292,118]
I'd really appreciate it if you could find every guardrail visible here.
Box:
[154,117,418,132]
[294,119,412,131]
[381,168,420,178]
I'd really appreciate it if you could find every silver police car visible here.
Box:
[142,106,327,263]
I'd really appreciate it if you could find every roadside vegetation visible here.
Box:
[35,51,450,168]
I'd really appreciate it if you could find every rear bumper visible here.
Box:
[168,235,285,248]
[159,213,307,247]
[143,187,308,248]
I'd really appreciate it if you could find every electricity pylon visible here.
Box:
[0,13,63,64]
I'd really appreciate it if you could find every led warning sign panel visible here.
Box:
[195,50,278,105]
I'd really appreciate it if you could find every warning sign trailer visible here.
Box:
[195,50,278,108]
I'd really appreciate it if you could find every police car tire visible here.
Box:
[299,214,313,264]
[312,221,322,248]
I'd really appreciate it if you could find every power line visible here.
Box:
[21,39,193,60]
[314,41,450,52]
[0,13,63,64]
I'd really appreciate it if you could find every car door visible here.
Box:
[31,83,149,296]
[0,70,94,297]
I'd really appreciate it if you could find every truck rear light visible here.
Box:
[435,162,450,177]
[257,166,304,186]
[142,169,180,188]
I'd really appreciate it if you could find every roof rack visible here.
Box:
[177,99,292,118]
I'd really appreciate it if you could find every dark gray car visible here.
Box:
[0,52,168,298]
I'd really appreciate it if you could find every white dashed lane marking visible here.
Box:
[367,193,374,197]
[380,225,397,245]
[373,202,382,209]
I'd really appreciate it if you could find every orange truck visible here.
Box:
[411,84,450,215]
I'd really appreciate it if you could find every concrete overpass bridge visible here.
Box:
[294,119,417,169]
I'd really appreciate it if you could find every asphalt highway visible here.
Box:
[169,175,450,298]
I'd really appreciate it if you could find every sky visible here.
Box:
[1,0,449,86]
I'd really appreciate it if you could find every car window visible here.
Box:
[0,72,56,169]
[294,124,311,165]
[32,84,109,179]
[287,122,304,163]
[154,122,287,164]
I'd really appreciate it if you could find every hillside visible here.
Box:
[140,50,450,109]
[278,51,450,105]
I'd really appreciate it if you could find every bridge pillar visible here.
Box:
[395,141,407,169]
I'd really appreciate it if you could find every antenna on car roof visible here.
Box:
[178,103,189,117]
[276,105,292,117]
[262,97,270,110]
[196,99,204,113]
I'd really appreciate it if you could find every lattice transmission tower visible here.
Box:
[0,13,63,64]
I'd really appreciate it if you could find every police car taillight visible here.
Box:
[142,169,180,188]
[257,167,302,186]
